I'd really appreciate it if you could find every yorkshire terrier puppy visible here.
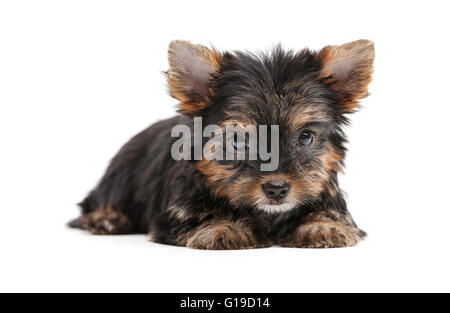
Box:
[69,39,374,249]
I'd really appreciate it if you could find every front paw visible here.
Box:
[282,221,365,248]
[185,220,263,250]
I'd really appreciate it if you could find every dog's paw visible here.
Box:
[282,221,365,248]
[185,220,262,250]
[82,208,133,235]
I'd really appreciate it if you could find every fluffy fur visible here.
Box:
[69,40,374,249]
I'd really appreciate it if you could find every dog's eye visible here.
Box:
[298,131,313,147]
[232,137,249,150]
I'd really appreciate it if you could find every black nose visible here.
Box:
[262,182,291,201]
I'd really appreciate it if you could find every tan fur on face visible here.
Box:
[284,90,333,133]
[198,144,342,210]
[197,120,259,204]
[168,40,223,114]
[276,145,343,207]
[292,144,344,202]
[320,144,343,173]
[288,107,330,133]
[251,174,319,209]
[178,220,261,250]
[196,159,240,198]
[197,116,343,211]
[317,39,375,113]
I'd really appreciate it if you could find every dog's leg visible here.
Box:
[79,207,134,235]
[175,219,263,250]
[280,210,366,248]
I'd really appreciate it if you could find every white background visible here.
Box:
[1,0,449,292]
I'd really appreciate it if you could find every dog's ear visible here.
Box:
[317,40,375,113]
[167,40,222,115]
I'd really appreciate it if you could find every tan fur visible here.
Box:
[197,120,260,205]
[295,144,344,200]
[320,144,343,173]
[281,211,363,248]
[317,39,375,113]
[198,159,332,209]
[179,220,261,250]
[196,159,240,198]
[251,174,320,208]
[82,207,133,235]
[167,40,223,114]
[288,109,329,132]
[285,97,331,133]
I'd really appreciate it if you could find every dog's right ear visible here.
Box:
[167,40,223,115]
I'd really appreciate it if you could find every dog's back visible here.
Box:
[71,114,191,233]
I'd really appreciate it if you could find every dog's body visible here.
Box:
[70,40,374,249]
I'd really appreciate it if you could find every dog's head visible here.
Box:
[167,40,374,213]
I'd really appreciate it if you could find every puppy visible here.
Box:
[69,40,374,249]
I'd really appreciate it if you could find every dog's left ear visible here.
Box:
[317,40,375,113]
[167,40,223,115]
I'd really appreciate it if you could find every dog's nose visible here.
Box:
[262,182,291,201]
